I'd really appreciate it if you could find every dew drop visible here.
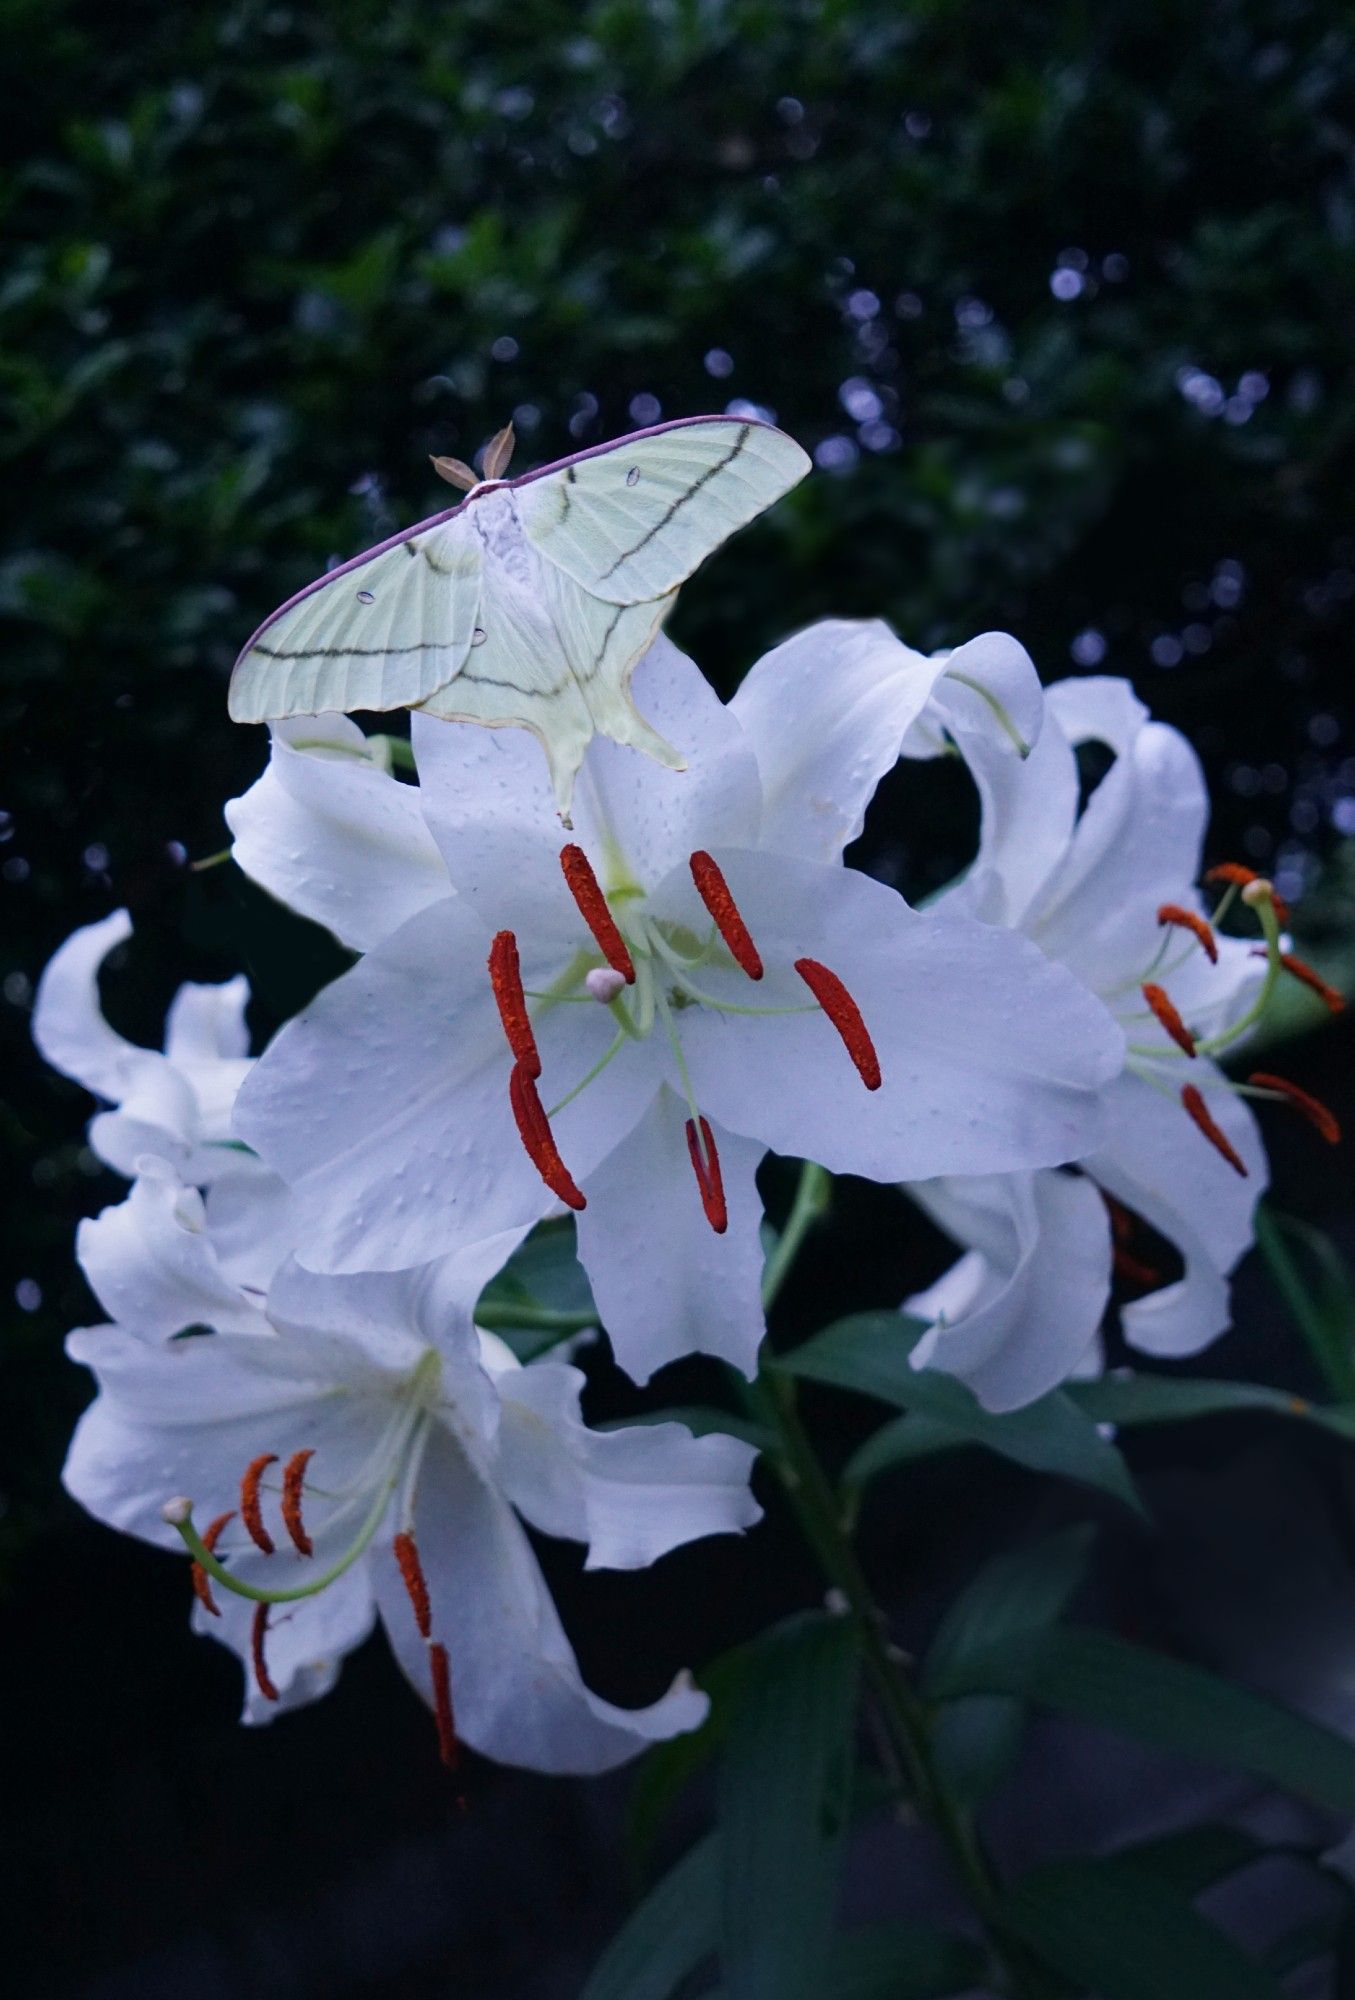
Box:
[471,627,488,646]
[626,466,640,487]
[356,589,375,604]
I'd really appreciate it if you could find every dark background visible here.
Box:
[5,2,1355,1994]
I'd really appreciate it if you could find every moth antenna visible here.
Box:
[429,454,479,492]
[481,421,516,482]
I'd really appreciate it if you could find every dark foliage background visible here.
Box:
[4,2,1355,1994]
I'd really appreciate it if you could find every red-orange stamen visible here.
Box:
[794,958,881,1089]
[1278,952,1345,1015]
[1156,903,1218,963]
[1248,1072,1341,1146]
[488,931,541,1078]
[560,845,635,983]
[191,1509,235,1618]
[251,1603,279,1702]
[689,851,764,980]
[393,1531,432,1639]
[508,1061,586,1210]
[240,1453,278,1555]
[429,1640,460,1770]
[280,1449,315,1557]
[684,1116,728,1233]
[1141,982,1197,1057]
[1180,1084,1248,1176]
[1204,863,1291,924]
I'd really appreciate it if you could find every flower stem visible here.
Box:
[751,1160,1058,1997]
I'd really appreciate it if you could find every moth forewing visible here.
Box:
[516,418,811,606]
[228,513,482,723]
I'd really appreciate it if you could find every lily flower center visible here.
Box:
[1108,867,1342,1172]
[488,841,882,1229]
[163,1350,461,1771]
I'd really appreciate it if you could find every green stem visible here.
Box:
[762,1160,832,1310]
[751,1161,1059,1998]
[474,1300,598,1337]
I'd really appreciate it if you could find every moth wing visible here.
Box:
[515,417,810,606]
[228,514,482,722]
[416,552,680,815]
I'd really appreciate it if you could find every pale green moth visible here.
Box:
[228,414,811,815]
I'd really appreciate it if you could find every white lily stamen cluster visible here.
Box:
[35,618,1329,1773]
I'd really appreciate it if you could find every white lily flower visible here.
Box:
[231,629,1123,1383]
[33,909,254,1182]
[904,669,1310,1409]
[64,1171,759,1775]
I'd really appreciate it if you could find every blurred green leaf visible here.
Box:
[702,1917,985,2000]
[1002,1857,1281,1999]
[779,1315,1142,1512]
[717,1610,860,2000]
[579,1832,718,2000]
[1254,1206,1355,1401]
[1069,1371,1355,1439]
[923,1526,1095,1805]
[929,1626,1355,1813]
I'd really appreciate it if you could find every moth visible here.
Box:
[229,414,811,814]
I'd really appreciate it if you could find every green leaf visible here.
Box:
[701,1917,985,2000]
[1002,1857,1282,1999]
[579,1834,718,2000]
[779,1316,1143,1513]
[474,1221,598,1359]
[929,1626,1355,1813]
[717,1610,861,2000]
[626,1639,758,1881]
[1068,1372,1355,1438]
[1255,1205,1355,1402]
[923,1526,1095,1805]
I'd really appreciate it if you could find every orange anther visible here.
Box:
[393,1531,433,1639]
[191,1509,235,1618]
[1156,903,1218,963]
[508,1061,586,1210]
[1142,982,1197,1057]
[281,1449,315,1557]
[794,958,881,1089]
[684,1115,728,1233]
[240,1453,278,1555]
[689,851,764,980]
[1278,952,1345,1015]
[488,931,541,1077]
[251,1603,279,1702]
[1248,1071,1341,1145]
[429,1640,460,1771]
[1180,1083,1248,1176]
[560,845,635,983]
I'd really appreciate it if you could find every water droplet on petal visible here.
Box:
[471,627,488,646]
[356,589,375,604]
[626,466,640,487]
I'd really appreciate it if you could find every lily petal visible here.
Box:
[575,1089,768,1382]
[374,1429,709,1774]
[226,717,449,952]
[907,1168,1112,1410]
